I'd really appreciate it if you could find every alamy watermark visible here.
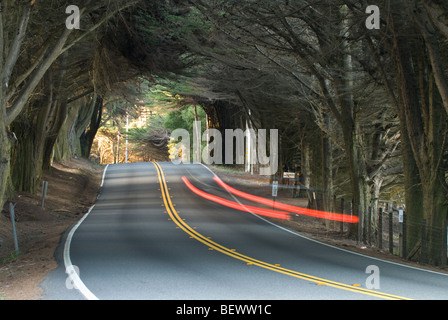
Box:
[65,265,80,290]
[365,5,380,30]
[169,121,278,175]
[365,265,380,289]
[64,4,380,30]
[65,5,80,30]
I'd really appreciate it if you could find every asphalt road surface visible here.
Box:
[41,162,448,300]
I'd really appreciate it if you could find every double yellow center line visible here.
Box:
[152,161,410,300]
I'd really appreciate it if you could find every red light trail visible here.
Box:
[213,176,359,224]
[181,176,290,220]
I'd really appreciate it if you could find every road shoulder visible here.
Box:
[207,165,448,276]
[0,158,101,300]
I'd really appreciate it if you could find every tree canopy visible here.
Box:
[0,0,447,265]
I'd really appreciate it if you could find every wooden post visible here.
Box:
[402,213,407,259]
[340,198,345,233]
[333,195,337,231]
[349,200,353,235]
[378,207,383,250]
[367,206,371,246]
[41,180,48,209]
[441,220,447,267]
[389,210,393,254]
[358,204,363,244]
[9,202,19,255]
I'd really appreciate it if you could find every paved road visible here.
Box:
[41,162,448,300]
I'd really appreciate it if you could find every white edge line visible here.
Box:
[63,164,110,300]
[63,205,99,300]
[101,164,109,187]
[199,163,448,277]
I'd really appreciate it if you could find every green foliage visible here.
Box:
[1,252,19,263]
[123,1,211,76]
[163,105,206,134]
[147,76,204,105]
[128,114,167,142]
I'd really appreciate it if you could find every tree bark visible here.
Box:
[321,114,333,230]
[390,14,448,264]
[338,6,370,237]
[10,58,69,193]
[80,96,103,158]
[0,106,11,210]
[321,114,333,213]
[6,27,72,126]
[0,2,33,209]
[410,0,448,119]
[10,71,54,192]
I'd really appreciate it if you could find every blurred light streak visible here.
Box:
[213,176,359,224]
[182,176,290,220]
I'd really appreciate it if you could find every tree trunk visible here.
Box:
[10,70,53,192]
[400,118,423,261]
[10,62,69,193]
[344,124,370,238]
[411,0,448,118]
[80,96,103,158]
[54,100,83,161]
[301,137,311,190]
[335,4,369,238]
[0,112,11,211]
[55,93,101,160]
[391,20,448,265]
[421,176,447,265]
[321,114,333,228]
[42,98,68,169]
[0,2,33,208]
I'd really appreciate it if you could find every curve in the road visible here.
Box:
[152,161,410,300]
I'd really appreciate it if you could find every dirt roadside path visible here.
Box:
[0,158,102,300]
